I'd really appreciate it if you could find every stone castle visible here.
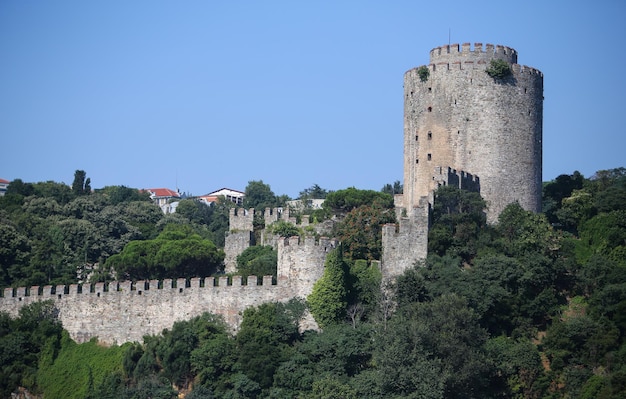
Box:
[0,43,543,344]
[383,42,543,274]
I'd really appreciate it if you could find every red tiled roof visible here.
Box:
[198,195,219,203]
[0,178,10,184]
[146,188,180,198]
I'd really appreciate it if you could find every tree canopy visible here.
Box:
[2,167,626,398]
[323,187,393,214]
[105,224,224,281]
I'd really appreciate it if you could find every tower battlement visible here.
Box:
[409,60,542,78]
[402,41,542,223]
[277,235,336,298]
[432,166,480,193]
[430,43,517,64]
[382,200,430,280]
[229,208,254,231]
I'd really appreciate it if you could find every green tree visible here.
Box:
[496,202,560,258]
[378,294,493,399]
[484,336,545,398]
[236,245,277,279]
[266,220,301,239]
[175,199,213,225]
[106,224,224,280]
[299,324,374,378]
[428,185,487,261]
[0,301,63,397]
[323,187,393,214]
[577,210,626,266]
[96,185,150,205]
[6,178,34,197]
[417,65,430,82]
[306,376,358,399]
[347,259,382,323]
[206,196,236,247]
[335,203,396,261]
[243,180,278,210]
[23,197,63,218]
[33,180,74,204]
[542,171,585,225]
[557,188,594,233]
[191,333,236,394]
[0,223,31,288]
[486,58,511,79]
[308,249,348,328]
[72,170,91,196]
[381,180,403,195]
[234,302,301,390]
[299,184,329,200]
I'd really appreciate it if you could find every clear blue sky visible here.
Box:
[1,1,624,198]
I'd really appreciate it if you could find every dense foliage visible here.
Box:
[322,187,393,214]
[0,171,236,288]
[0,301,63,398]
[105,224,225,280]
[235,245,277,280]
[1,168,626,398]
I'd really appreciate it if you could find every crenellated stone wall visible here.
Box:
[1,277,277,343]
[384,42,543,279]
[0,41,543,346]
[402,42,543,223]
[224,206,330,272]
[382,197,430,280]
[0,236,337,344]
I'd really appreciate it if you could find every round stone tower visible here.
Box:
[402,43,543,222]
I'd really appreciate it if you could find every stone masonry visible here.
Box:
[0,235,336,344]
[383,42,543,278]
[0,42,543,343]
[400,43,543,222]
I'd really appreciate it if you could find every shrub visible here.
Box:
[486,59,511,79]
[417,65,430,82]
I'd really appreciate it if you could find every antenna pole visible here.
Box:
[448,28,451,45]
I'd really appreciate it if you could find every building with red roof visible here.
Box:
[0,178,9,196]
[145,188,181,207]
[206,188,245,205]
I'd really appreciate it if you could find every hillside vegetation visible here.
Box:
[1,168,625,398]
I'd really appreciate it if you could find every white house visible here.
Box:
[0,178,9,196]
[206,188,245,205]
[145,188,181,208]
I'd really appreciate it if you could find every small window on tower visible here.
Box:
[427,154,432,161]
[428,131,432,140]
[416,159,419,164]
[427,107,432,112]
[415,135,418,141]
[428,87,432,92]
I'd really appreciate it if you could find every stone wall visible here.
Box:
[0,42,543,345]
[0,235,336,344]
[223,206,331,272]
[0,278,278,343]
[224,231,254,273]
[381,197,430,280]
[402,42,543,222]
